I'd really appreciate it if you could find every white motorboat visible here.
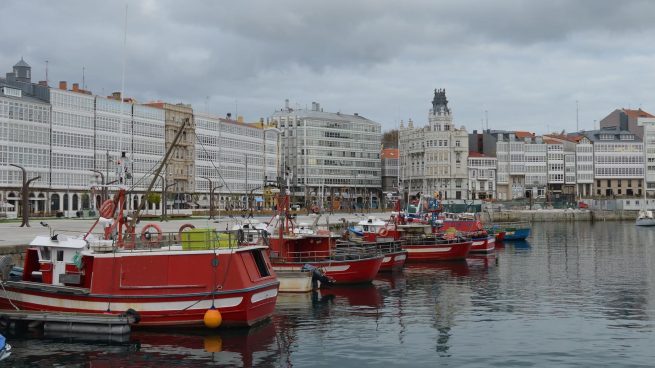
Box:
[636,209,655,226]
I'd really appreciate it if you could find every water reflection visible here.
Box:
[4,222,655,366]
[5,322,281,367]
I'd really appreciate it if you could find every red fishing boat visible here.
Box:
[0,189,279,327]
[440,217,495,253]
[266,193,383,285]
[0,123,279,327]
[343,217,407,271]
[396,222,472,261]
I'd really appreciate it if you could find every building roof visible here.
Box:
[468,151,487,157]
[515,131,535,139]
[271,108,378,126]
[580,127,641,142]
[381,148,398,159]
[624,108,655,119]
[13,58,30,68]
[543,138,560,144]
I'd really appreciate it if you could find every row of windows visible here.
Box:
[52,131,93,149]
[595,167,644,177]
[0,122,50,145]
[594,143,643,152]
[595,155,644,164]
[0,145,50,168]
[0,98,50,124]
[51,91,94,112]
[52,111,93,129]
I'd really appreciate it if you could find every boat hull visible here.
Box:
[272,256,384,284]
[378,250,407,272]
[0,282,279,327]
[502,228,531,240]
[469,236,495,253]
[403,240,471,262]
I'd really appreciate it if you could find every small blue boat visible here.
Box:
[0,334,11,361]
[503,227,531,241]
[491,222,531,241]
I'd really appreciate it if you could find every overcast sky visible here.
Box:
[2,0,655,133]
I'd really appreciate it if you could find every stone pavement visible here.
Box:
[0,212,388,247]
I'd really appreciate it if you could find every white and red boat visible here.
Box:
[343,217,407,272]
[0,188,279,327]
[395,222,472,262]
[440,217,495,253]
[266,196,383,285]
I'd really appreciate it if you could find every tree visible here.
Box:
[381,129,399,148]
[147,193,161,205]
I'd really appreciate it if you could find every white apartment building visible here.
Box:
[467,152,496,199]
[584,128,643,197]
[271,101,381,210]
[524,139,547,198]
[399,89,469,200]
[574,136,594,197]
[637,116,655,196]
[494,131,535,200]
[0,82,51,213]
[195,113,278,210]
[545,139,565,191]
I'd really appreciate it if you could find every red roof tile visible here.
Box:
[624,108,655,119]
[515,131,534,139]
[381,148,399,159]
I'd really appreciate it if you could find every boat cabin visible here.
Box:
[23,235,87,286]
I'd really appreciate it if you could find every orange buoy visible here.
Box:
[203,307,222,329]
[203,335,223,352]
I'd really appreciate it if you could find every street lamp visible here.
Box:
[10,164,40,227]
[90,169,106,205]
[153,172,174,221]
[262,127,281,207]
[200,176,222,219]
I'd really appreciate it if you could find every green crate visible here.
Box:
[180,229,236,250]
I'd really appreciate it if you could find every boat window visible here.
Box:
[40,248,51,260]
[56,250,64,262]
[252,249,270,277]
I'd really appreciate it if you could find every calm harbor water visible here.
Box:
[4,221,655,367]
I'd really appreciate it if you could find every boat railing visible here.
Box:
[486,221,531,230]
[335,239,403,254]
[402,235,469,246]
[281,244,380,263]
[51,229,249,252]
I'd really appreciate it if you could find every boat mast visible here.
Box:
[130,118,189,229]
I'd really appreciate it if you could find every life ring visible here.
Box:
[99,200,115,218]
[178,223,195,240]
[378,228,389,237]
[141,223,163,246]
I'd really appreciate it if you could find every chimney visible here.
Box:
[59,81,67,90]
[72,83,79,92]
[285,99,289,110]
[354,112,359,117]
[237,115,244,123]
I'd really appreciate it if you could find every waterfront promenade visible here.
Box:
[0,212,387,248]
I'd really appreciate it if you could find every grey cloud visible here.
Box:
[1,0,655,133]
